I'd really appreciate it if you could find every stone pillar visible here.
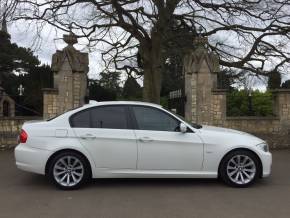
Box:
[43,32,88,119]
[211,89,227,126]
[184,37,220,124]
[43,88,58,119]
[272,89,290,128]
[0,87,15,117]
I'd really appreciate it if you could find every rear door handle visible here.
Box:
[138,137,154,143]
[80,134,96,139]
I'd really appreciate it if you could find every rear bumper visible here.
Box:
[14,144,51,175]
[260,152,272,178]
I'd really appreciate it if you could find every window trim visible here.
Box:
[69,105,133,129]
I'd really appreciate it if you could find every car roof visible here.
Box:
[48,101,164,124]
[84,100,162,108]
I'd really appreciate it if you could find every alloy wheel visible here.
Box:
[53,155,84,187]
[226,154,256,185]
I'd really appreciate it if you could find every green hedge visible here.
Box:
[227,90,273,116]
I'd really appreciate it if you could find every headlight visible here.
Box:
[256,143,269,152]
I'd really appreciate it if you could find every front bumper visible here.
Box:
[14,143,51,175]
[260,151,272,178]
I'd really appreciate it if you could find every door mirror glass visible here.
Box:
[180,123,187,133]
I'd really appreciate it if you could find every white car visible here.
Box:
[15,101,272,189]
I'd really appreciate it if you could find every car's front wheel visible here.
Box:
[48,151,91,190]
[219,150,261,187]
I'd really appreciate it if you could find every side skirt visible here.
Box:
[92,169,218,179]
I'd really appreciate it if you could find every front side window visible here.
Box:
[132,106,179,131]
[70,105,128,129]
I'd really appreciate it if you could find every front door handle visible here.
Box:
[80,134,96,140]
[138,137,154,143]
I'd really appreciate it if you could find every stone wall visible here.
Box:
[184,38,290,149]
[209,90,290,149]
[0,116,42,150]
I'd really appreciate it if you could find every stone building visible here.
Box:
[0,86,15,117]
[43,32,89,119]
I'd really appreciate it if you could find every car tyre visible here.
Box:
[219,150,261,187]
[48,151,91,190]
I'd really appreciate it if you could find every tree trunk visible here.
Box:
[141,37,163,104]
[143,64,161,104]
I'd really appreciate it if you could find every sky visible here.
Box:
[3,0,290,93]
[7,19,274,91]
[9,21,102,80]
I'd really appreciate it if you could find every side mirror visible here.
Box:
[179,123,187,133]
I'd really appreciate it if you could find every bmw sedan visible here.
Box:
[15,101,272,189]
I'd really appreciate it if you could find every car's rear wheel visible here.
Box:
[48,151,90,190]
[219,150,261,187]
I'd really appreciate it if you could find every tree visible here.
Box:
[267,70,282,89]
[0,20,40,88]
[20,65,53,115]
[161,54,184,97]
[0,15,53,115]
[10,0,290,103]
[281,80,290,89]
[89,71,121,101]
[89,80,118,101]
[122,76,142,100]
[217,69,238,90]
[99,71,121,96]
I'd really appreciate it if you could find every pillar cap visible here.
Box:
[63,32,78,46]
[270,89,290,93]
[42,88,59,94]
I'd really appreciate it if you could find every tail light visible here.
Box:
[19,129,28,143]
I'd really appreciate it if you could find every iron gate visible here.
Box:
[168,89,186,117]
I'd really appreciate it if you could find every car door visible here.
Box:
[71,105,137,169]
[130,105,204,171]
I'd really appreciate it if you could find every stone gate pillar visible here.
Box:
[184,37,221,124]
[43,32,88,119]
[272,89,290,128]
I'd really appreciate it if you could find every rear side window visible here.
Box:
[70,110,90,128]
[90,106,128,129]
[70,106,128,129]
[132,106,179,131]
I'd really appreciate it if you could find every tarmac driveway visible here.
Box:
[0,149,290,218]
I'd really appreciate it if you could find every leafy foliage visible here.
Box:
[160,19,195,97]
[88,80,118,101]
[161,55,184,97]
[20,65,53,115]
[267,71,281,90]
[0,31,39,80]
[0,30,53,115]
[98,71,121,96]
[217,69,237,90]
[227,90,273,117]
[88,71,121,101]
[122,76,142,100]
[281,80,290,89]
